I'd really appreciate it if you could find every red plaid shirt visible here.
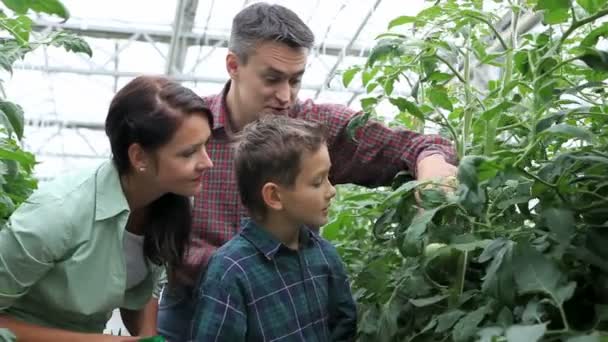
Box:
[183,82,456,282]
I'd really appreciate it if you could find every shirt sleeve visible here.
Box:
[191,256,247,341]
[0,194,70,312]
[296,100,457,187]
[153,266,167,299]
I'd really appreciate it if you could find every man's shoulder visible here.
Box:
[201,92,222,104]
[292,99,358,120]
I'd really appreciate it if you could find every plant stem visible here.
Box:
[435,55,467,84]
[517,167,556,188]
[452,24,474,307]
[558,8,608,48]
[464,14,509,51]
[497,122,527,132]
[460,29,473,159]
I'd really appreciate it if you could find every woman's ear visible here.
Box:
[127,143,149,173]
[261,182,283,212]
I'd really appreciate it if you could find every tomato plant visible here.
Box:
[325,0,608,340]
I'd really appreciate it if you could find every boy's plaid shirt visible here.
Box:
[191,220,357,341]
[182,82,456,280]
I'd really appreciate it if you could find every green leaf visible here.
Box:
[457,156,499,216]
[480,101,514,121]
[596,304,608,322]
[453,305,491,342]
[478,327,504,342]
[522,300,543,324]
[342,66,360,87]
[360,97,378,112]
[49,31,92,57]
[581,23,608,47]
[512,243,575,305]
[388,15,417,29]
[361,67,379,86]
[1,0,69,19]
[346,111,371,139]
[541,207,575,245]
[450,238,492,252]
[321,217,343,241]
[427,71,453,83]
[428,86,453,111]
[576,0,607,14]
[0,15,33,43]
[505,324,547,342]
[0,39,29,73]
[0,146,35,165]
[435,310,465,333]
[496,195,531,210]
[367,39,404,67]
[1,0,29,14]
[409,294,448,307]
[480,239,516,304]
[535,112,566,133]
[543,124,596,143]
[567,332,601,342]
[388,97,425,121]
[579,49,608,72]
[536,0,571,24]
[0,101,25,140]
[405,206,443,245]
[29,0,70,19]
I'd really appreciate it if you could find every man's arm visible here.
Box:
[299,101,457,186]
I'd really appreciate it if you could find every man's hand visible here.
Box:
[414,154,458,207]
[416,154,458,199]
[416,154,457,182]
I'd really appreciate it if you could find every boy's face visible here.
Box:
[279,144,336,227]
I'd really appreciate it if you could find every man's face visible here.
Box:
[228,41,308,122]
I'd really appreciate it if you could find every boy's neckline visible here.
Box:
[241,220,317,259]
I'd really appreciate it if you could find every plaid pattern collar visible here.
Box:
[208,81,231,131]
[240,219,319,260]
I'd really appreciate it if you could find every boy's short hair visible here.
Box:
[233,115,327,219]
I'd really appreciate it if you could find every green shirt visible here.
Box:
[0,160,162,333]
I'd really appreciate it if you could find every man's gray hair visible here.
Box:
[229,2,315,63]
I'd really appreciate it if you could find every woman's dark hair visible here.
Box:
[105,75,213,283]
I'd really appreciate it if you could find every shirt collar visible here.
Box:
[240,219,319,260]
[208,81,232,131]
[209,80,304,133]
[94,160,130,221]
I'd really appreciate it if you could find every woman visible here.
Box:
[0,76,213,341]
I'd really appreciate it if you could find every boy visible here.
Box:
[191,115,357,341]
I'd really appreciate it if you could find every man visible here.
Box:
[158,3,457,341]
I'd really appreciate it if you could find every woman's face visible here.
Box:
[148,114,214,197]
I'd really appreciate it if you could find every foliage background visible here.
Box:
[325,0,608,341]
